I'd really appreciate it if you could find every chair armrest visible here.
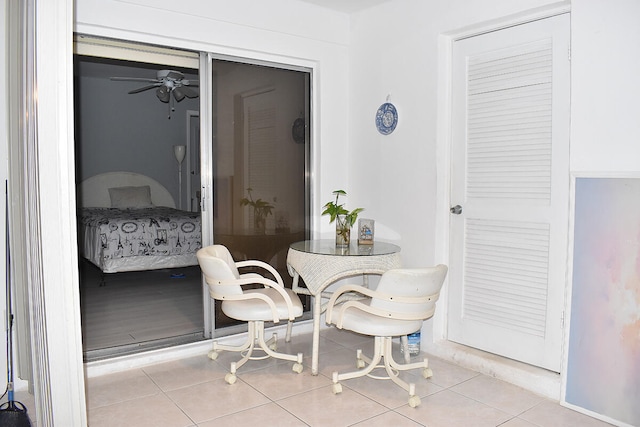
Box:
[238,272,262,280]
[325,284,439,327]
[236,259,285,287]
[214,275,298,322]
[325,284,375,325]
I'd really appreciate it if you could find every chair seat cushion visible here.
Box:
[333,304,423,337]
[221,288,303,321]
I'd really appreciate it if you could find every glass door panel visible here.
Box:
[211,59,310,329]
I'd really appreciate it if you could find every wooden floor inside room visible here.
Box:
[79,261,206,361]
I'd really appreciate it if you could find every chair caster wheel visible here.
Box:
[208,350,219,360]
[292,363,303,374]
[408,395,421,408]
[332,383,343,394]
[225,373,237,385]
[423,367,433,379]
[356,359,366,369]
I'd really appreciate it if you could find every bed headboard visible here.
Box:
[78,172,176,208]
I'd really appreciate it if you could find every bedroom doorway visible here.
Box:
[73,38,205,360]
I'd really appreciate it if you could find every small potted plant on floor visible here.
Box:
[240,188,275,234]
[322,190,364,247]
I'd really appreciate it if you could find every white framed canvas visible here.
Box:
[562,176,640,427]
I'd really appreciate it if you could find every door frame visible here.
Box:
[434,2,572,343]
[186,109,200,212]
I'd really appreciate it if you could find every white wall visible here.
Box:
[571,0,640,172]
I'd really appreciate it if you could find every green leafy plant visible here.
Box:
[322,189,364,228]
[240,188,275,231]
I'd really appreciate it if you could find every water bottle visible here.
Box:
[401,330,421,355]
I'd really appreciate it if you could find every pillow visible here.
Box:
[108,185,153,209]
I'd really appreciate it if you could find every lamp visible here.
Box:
[174,145,186,209]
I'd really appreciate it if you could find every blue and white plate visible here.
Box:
[375,102,398,135]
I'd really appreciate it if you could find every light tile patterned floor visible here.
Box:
[5,329,615,426]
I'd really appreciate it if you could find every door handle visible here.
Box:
[450,205,462,215]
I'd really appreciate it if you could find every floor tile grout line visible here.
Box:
[138,364,216,427]
[162,388,200,427]
[85,388,164,413]
[432,386,540,427]
[271,399,312,426]
[444,375,551,420]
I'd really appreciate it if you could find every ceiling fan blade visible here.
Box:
[111,76,160,83]
[128,83,162,94]
[181,79,199,87]
[164,70,184,80]
[179,86,199,98]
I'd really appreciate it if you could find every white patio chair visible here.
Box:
[325,265,448,407]
[196,244,304,384]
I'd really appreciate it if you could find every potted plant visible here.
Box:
[322,189,364,247]
[240,188,275,234]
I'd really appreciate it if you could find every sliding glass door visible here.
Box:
[207,58,311,331]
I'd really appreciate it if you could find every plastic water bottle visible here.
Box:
[402,331,421,355]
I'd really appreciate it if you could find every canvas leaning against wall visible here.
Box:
[564,177,640,427]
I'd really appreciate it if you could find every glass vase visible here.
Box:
[335,215,350,247]
[254,212,266,234]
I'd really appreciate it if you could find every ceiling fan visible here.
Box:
[111,70,199,118]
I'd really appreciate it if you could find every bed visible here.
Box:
[78,172,201,274]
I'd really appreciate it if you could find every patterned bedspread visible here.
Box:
[79,207,201,271]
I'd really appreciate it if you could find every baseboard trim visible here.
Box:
[424,339,561,400]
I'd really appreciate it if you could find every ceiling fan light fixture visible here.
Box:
[156,86,170,103]
[173,87,186,102]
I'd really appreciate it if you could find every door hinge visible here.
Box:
[567,46,571,62]
[560,310,565,329]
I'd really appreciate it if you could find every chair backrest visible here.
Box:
[369,265,448,319]
[196,245,243,296]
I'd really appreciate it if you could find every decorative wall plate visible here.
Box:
[375,102,398,135]
[291,117,305,143]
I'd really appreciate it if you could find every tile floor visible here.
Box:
[6,329,614,426]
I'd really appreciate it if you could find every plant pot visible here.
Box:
[335,214,350,247]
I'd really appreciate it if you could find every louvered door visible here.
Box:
[242,88,278,230]
[448,14,570,372]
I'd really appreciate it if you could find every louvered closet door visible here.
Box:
[448,13,570,372]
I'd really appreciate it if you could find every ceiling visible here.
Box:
[296,0,392,13]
